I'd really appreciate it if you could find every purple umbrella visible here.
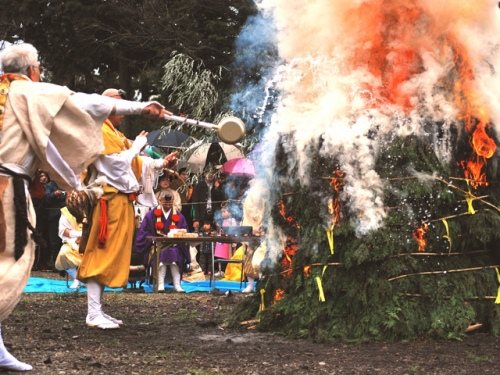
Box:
[222,158,256,177]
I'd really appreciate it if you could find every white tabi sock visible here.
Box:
[66,267,81,289]
[170,263,185,293]
[158,263,167,291]
[242,277,255,293]
[0,324,32,371]
[86,279,119,329]
[86,278,104,321]
[66,267,78,280]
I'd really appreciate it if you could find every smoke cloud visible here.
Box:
[247,0,500,236]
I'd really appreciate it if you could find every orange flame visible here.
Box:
[281,238,297,271]
[348,3,423,113]
[304,266,311,277]
[329,169,344,226]
[448,36,497,188]
[277,200,300,228]
[413,223,428,252]
[274,289,285,302]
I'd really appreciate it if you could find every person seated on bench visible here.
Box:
[134,191,190,292]
[55,207,84,289]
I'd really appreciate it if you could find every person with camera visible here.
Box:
[133,191,190,292]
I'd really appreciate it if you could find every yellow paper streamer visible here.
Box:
[322,265,328,277]
[315,277,326,302]
[260,289,265,311]
[495,269,500,304]
[465,181,476,215]
[326,224,334,254]
[441,219,452,255]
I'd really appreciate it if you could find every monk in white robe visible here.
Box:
[0,43,170,371]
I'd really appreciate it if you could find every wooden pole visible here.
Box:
[388,265,500,282]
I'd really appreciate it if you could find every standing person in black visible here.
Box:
[170,168,193,230]
[32,171,49,270]
[191,168,225,231]
[39,170,66,266]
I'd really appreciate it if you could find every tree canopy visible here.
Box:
[1,0,256,136]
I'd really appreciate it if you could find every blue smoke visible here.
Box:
[229,12,281,132]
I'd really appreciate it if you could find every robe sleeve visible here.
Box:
[133,211,156,254]
[176,213,191,271]
[173,190,182,212]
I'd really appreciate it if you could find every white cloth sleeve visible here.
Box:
[113,100,161,116]
[58,214,70,240]
[136,156,164,207]
[58,213,79,249]
[131,136,148,154]
[69,230,82,238]
[113,138,145,165]
[70,93,115,126]
[46,139,81,189]
[93,153,141,193]
[71,93,160,122]
[172,190,182,212]
[93,151,163,196]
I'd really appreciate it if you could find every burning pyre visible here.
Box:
[229,0,500,340]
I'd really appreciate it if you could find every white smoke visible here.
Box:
[251,0,500,236]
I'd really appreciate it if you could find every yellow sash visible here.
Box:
[101,120,143,181]
[0,74,30,130]
[60,207,82,231]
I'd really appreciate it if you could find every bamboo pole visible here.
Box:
[388,250,487,258]
[428,210,480,223]
[388,265,500,282]
[434,176,500,212]
[278,262,343,275]
[399,293,496,300]
[387,196,488,211]
[449,176,498,184]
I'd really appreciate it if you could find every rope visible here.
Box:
[97,199,108,249]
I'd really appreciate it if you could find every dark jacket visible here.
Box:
[191,179,225,224]
[42,181,66,221]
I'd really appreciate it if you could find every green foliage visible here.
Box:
[240,134,500,341]
[1,0,257,137]
[161,54,221,126]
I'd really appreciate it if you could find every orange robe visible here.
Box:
[77,121,143,288]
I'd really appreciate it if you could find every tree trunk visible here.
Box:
[119,59,133,138]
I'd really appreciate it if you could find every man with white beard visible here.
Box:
[0,43,171,371]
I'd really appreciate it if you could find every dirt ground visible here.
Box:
[2,272,500,374]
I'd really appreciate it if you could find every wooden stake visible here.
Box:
[388,265,500,282]
[388,250,487,258]
[400,293,496,300]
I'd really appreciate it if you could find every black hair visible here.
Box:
[37,169,51,182]
[202,219,214,227]
[159,173,173,182]
[160,193,173,202]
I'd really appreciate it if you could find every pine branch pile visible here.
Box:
[229,134,500,341]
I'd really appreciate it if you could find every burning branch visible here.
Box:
[328,169,344,226]
[447,36,497,188]
[412,223,428,252]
